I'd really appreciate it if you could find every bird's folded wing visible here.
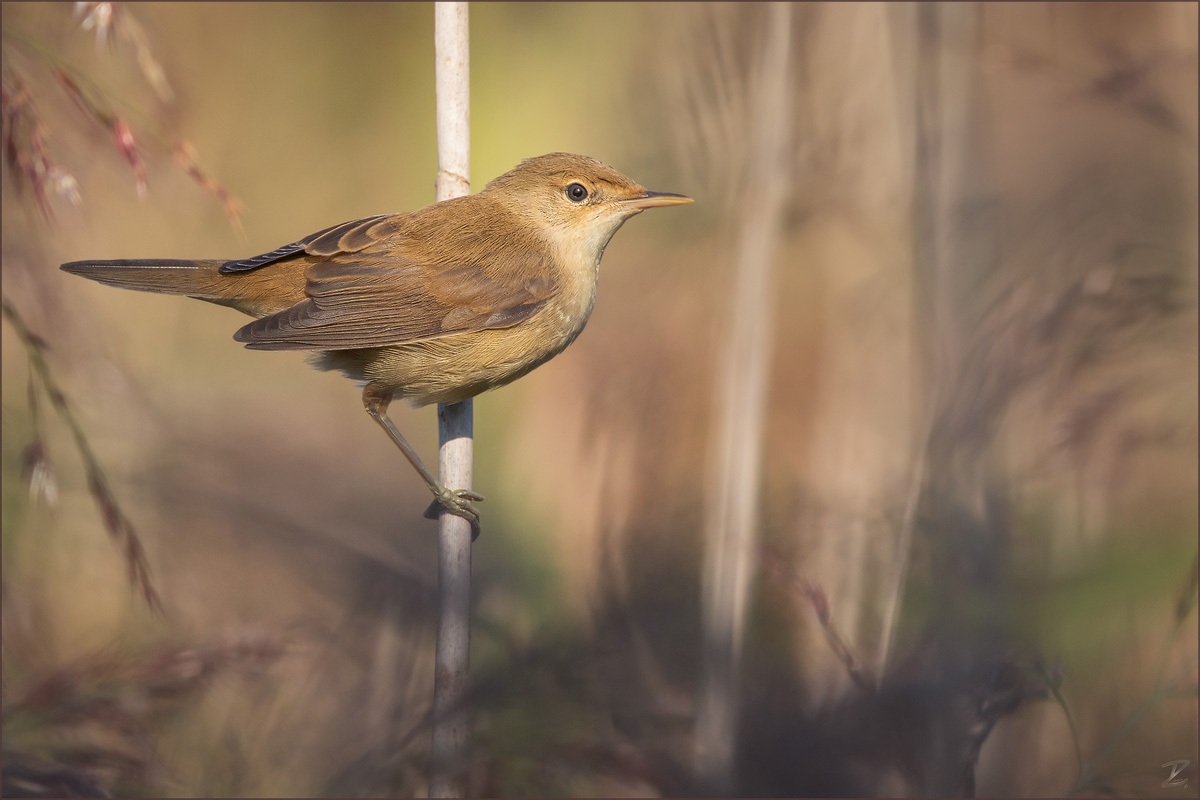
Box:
[233,252,554,350]
[219,215,396,273]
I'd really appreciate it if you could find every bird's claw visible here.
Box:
[423,487,484,540]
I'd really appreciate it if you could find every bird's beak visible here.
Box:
[620,190,694,210]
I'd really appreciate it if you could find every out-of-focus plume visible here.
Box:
[74,2,173,101]
[2,6,240,229]
[2,299,161,611]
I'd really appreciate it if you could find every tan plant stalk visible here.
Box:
[428,3,473,797]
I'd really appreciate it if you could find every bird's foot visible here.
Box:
[423,487,485,540]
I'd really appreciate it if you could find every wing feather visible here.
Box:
[220,214,394,273]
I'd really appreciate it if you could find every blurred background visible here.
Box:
[2,2,1196,797]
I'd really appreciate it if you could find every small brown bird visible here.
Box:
[62,153,692,533]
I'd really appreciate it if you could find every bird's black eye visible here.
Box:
[566,182,588,203]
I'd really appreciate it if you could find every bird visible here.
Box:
[61,152,693,535]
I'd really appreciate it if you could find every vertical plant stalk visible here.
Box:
[694,3,792,793]
[429,3,472,798]
[875,2,980,679]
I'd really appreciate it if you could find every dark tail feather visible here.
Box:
[60,259,227,299]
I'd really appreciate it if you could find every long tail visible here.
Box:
[61,259,229,298]
[60,259,304,318]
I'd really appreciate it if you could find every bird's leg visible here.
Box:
[362,385,483,538]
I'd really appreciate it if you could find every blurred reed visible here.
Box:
[676,3,795,793]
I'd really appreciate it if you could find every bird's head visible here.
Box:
[483,153,692,263]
